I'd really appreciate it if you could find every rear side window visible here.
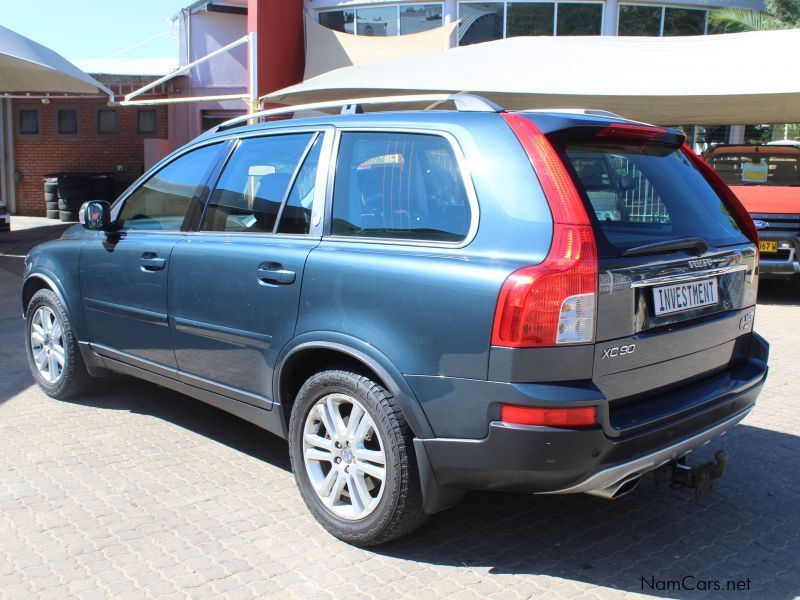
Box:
[201,133,315,233]
[332,131,471,243]
[560,143,748,252]
[118,142,223,231]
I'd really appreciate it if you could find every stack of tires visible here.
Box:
[56,175,91,222]
[44,178,59,219]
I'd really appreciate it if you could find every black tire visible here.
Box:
[46,209,60,219]
[59,210,78,222]
[44,192,57,203]
[24,288,92,399]
[46,201,58,210]
[289,370,426,546]
[44,179,58,194]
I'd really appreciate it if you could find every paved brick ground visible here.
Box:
[1,219,799,599]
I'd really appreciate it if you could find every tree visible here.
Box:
[709,0,800,32]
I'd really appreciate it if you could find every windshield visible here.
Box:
[706,150,800,187]
[560,142,749,254]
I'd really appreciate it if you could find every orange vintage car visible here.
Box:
[704,143,800,279]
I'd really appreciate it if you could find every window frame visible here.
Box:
[15,105,41,137]
[324,127,480,248]
[317,2,444,36]
[110,139,229,233]
[187,126,335,238]
[55,106,80,137]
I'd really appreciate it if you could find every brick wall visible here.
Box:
[12,97,168,216]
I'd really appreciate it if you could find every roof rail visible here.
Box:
[211,93,503,133]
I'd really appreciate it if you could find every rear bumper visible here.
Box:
[415,332,768,508]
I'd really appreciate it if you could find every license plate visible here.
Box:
[759,240,778,253]
[653,278,719,316]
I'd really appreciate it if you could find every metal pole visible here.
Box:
[248,31,258,113]
[5,100,15,214]
[0,99,6,213]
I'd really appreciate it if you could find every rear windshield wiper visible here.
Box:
[622,236,710,258]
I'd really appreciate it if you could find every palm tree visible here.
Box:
[709,0,800,32]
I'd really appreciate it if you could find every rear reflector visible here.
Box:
[494,114,597,347]
[500,404,597,427]
[681,145,759,246]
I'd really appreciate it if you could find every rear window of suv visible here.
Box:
[560,142,749,252]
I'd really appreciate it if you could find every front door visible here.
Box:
[169,129,329,406]
[80,142,225,370]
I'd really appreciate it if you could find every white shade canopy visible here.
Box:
[267,30,800,125]
[0,24,111,95]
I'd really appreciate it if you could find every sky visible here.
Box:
[1,0,191,66]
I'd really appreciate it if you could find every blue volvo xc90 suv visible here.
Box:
[22,95,769,545]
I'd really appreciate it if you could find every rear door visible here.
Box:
[168,128,331,407]
[554,131,758,432]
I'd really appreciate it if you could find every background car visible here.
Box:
[704,143,800,279]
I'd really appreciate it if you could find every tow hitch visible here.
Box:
[652,450,730,498]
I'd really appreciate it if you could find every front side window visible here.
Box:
[201,133,315,233]
[332,132,471,243]
[117,143,223,231]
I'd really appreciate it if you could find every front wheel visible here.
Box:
[25,288,92,399]
[288,370,426,546]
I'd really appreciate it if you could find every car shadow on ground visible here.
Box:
[64,376,292,472]
[62,375,799,598]
[757,278,800,307]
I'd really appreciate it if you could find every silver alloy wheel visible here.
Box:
[30,306,65,385]
[302,393,387,521]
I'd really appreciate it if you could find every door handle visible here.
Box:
[140,252,167,271]
[256,262,296,285]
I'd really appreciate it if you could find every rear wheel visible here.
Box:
[25,289,92,399]
[288,370,426,546]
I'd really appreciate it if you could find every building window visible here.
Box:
[618,4,707,36]
[201,110,245,132]
[557,3,603,35]
[507,3,555,36]
[319,9,354,34]
[96,109,118,134]
[458,2,504,45]
[663,8,706,36]
[18,109,39,135]
[57,108,78,135]
[400,4,443,34]
[618,5,661,36]
[356,6,398,36]
[137,109,157,134]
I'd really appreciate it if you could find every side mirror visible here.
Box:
[79,201,112,231]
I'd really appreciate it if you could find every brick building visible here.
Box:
[10,74,169,216]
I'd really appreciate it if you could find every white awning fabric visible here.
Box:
[303,13,458,80]
[269,29,800,125]
[0,24,111,95]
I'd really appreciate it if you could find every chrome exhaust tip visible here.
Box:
[585,474,641,500]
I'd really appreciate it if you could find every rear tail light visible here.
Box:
[681,145,759,246]
[495,114,597,348]
[500,404,597,427]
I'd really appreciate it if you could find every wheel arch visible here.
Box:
[274,333,434,440]
[22,272,69,317]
